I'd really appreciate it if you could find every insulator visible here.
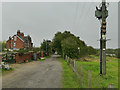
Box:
[102,21,106,25]
[101,25,106,29]
[102,30,106,33]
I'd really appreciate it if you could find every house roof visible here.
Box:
[20,35,32,43]
[16,35,24,42]
[8,30,32,43]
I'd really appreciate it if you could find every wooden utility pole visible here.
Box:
[101,0,107,75]
[95,0,108,75]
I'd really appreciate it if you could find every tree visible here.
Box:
[2,41,6,51]
[53,31,97,59]
[0,40,6,51]
[61,36,79,59]
[40,40,51,55]
[52,32,63,54]
[87,46,97,55]
[53,31,75,54]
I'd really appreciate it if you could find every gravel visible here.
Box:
[2,55,63,88]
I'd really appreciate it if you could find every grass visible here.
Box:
[60,55,118,88]
[59,58,80,88]
[2,68,14,75]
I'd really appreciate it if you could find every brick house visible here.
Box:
[6,30,33,50]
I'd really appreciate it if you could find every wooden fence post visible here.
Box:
[71,59,72,65]
[80,65,83,86]
[66,56,68,63]
[88,70,92,88]
[74,60,76,68]
[68,57,70,64]
[75,63,78,72]
[69,58,71,64]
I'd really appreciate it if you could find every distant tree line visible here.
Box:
[96,48,120,58]
[105,48,120,58]
[116,48,120,58]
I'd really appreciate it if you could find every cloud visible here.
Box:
[2,2,118,48]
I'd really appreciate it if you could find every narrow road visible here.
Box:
[2,55,63,88]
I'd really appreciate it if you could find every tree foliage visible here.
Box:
[115,48,120,58]
[53,31,76,54]
[87,46,97,55]
[0,40,6,51]
[61,36,80,58]
[53,31,97,59]
[40,40,51,54]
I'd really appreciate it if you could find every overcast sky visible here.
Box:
[1,2,118,49]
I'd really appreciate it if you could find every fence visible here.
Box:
[65,55,114,88]
[2,51,42,64]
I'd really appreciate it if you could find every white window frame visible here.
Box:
[14,36,17,41]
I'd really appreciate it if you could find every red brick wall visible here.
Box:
[6,40,11,49]
[6,35,24,49]
[15,52,42,63]
[15,52,34,63]
[13,36,24,49]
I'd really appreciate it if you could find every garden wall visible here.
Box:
[15,52,41,63]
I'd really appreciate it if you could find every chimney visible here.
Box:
[21,33,24,37]
[9,36,11,40]
[17,30,20,36]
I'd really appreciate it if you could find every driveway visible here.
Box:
[2,55,63,88]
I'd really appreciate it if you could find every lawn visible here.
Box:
[60,55,118,88]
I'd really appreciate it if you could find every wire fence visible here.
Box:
[65,55,114,88]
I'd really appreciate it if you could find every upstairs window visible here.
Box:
[14,36,17,41]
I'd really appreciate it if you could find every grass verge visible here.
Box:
[2,68,14,76]
[59,58,80,88]
[60,55,118,88]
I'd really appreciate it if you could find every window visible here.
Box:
[14,43,16,47]
[14,36,17,41]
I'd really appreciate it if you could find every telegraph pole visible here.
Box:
[95,0,108,75]
[101,0,107,75]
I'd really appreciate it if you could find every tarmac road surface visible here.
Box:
[2,55,63,88]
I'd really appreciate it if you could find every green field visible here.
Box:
[60,55,118,88]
